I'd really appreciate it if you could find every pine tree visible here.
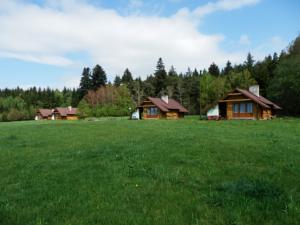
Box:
[114,75,122,87]
[192,68,199,77]
[245,53,255,72]
[208,62,220,76]
[153,58,167,96]
[223,61,233,75]
[121,68,133,84]
[168,66,177,77]
[121,68,134,94]
[79,67,92,98]
[91,65,107,90]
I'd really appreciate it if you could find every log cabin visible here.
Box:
[36,107,78,120]
[218,85,281,120]
[35,109,53,120]
[53,107,78,120]
[138,96,188,119]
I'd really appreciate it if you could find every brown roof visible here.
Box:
[54,107,78,116]
[223,88,281,109]
[38,109,52,117]
[145,97,188,113]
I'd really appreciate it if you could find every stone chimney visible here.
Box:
[161,95,169,104]
[68,106,72,111]
[249,85,260,97]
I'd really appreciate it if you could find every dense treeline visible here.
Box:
[0,87,80,121]
[0,35,299,121]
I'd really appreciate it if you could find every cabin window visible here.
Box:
[148,107,158,115]
[233,102,253,114]
[246,103,253,113]
[233,104,239,113]
[240,103,246,113]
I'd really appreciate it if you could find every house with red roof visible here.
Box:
[36,109,53,120]
[53,107,78,120]
[138,96,188,119]
[36,107,78,120]
[217,85,281,120]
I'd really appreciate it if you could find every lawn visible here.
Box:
[0,117,299,225]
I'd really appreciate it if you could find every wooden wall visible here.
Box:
[141,106,182,120]
[166,111,179,119]
[66,115,78,120]
[226,101,258,120]
[140,100,184,120]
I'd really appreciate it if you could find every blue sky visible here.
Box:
[0,0,299,89]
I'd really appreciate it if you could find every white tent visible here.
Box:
[207,105,219,120]
[131,110,140,120]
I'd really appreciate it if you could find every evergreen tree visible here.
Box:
[223,61,233,75]
[208,62,220,76]
[121,68,134,94]
[192,68,199,77]
[121,68,133,84]
[91,65,107,90]
[168,66,177,77]
[244,53,255,72]
[153,58,167,96]
[79,67,92,98]
[114,75,122,87]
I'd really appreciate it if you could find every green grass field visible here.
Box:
[0,117,299,225]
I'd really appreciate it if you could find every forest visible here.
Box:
[0,35,299,121]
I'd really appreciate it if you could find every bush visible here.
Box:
[7,108,24,121]
[84,85,134,117]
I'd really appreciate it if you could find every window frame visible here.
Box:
[147,107,158,115]
[246,103,253,113]
[233,103,239,113]
[233,102,254,114]
[240,103,246,113]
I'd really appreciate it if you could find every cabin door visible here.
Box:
[219,102,227,119]
[139,107,143,119]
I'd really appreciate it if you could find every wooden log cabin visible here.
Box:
[53,107,78,120]
[36,107,78,120]
[138,96,188,119]
[218,85,281,120]
[35,109,53,120]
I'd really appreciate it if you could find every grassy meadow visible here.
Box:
[0,117,299,225]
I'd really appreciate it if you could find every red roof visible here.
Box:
[54,107,78,116]
[38,109,52,117]
[146,97,188,113]
[227,88,281,109]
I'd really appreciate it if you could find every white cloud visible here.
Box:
[192,0,260,17]
[0,0,265,87]
[239,34,251,45]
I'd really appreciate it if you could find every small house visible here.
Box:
[218,85,281,120]
[53,107,78,120]
[35,109,53,120]
[36,107,78,120]
[138,96,188,119]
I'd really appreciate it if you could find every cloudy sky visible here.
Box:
[0,0,299,88]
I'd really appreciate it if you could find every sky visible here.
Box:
[0,0,299,89]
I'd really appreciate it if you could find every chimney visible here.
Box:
[249,85,260,97]
[68,106,72,111]
[161,95,169,104]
